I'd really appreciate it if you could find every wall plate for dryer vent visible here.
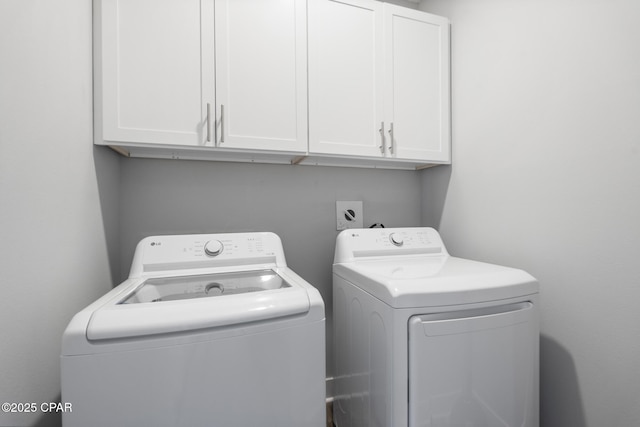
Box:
[336,201,363,231]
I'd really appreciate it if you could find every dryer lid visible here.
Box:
[86,268,311,340]
[333,256,538,308]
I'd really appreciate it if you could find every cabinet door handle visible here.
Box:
[206,103,211,143]
[388,122,394,155]
[379,122,385,154]
[220,104,225,144]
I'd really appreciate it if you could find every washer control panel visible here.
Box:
[133,232,285,275]
[334,227,447,263]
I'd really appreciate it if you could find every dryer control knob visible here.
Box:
[389,233,404,247]
[204,240,224,257]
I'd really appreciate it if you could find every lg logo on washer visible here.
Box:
[150,241,162,247]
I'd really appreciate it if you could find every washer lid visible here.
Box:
[120,269,291,304]
[86,269,311,340]
[334,256,538,308]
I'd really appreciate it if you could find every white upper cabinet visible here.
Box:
[94,0,449,168]
[94,0,214,147]
[95,0,307,154]
[384,4,450,162]
[308,0,385,157]
[214,0,308,152]
[308,0,450,163]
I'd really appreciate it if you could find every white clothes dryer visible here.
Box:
[62,232,325,427]
[332,227,539,427]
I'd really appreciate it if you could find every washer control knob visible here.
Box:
[389,233,404,247]
[204,240,224,257]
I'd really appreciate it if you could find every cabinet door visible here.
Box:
[214,0,307,152]
[96,0,214,146]
[308,0,385,157]
[383,5,450,162]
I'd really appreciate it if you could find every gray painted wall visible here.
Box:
[0,1,120,426]
[119,158,423,377]
[420,0,640,425]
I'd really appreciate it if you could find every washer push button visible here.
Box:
[204,240,224,256]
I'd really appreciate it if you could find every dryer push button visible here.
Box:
[389,233,404,247]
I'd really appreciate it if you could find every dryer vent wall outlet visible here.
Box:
[336,201,363,230]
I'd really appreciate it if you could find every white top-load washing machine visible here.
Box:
[62,232,325,427]
[332,227,539,427]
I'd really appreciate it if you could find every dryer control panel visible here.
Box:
[333,227,447,263]
[130,232,286,276]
